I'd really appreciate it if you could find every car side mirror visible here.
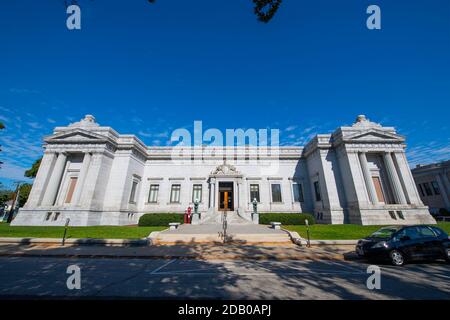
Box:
[400,236,411,241]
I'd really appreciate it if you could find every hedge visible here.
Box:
[138,213,184,226]
[259,213,315,225]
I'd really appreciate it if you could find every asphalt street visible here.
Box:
[0,256,448,299]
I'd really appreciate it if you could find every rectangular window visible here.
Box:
[129,180,139,203]
[423,182,433,196]
[192,184,202,203]
[170,184,181,203]
[271,184,282,203]
[65,177,78,204]
[250,184,260,202]
[418,184,425,197]
[314,181,322,202]
[431,181,441,195]
[148,184,159,203]
[293,183,304,202]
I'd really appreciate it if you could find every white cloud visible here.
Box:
[0,162,32,182]
[27,122,42,129]
[138,130,152,138]
[285,126,297,132]
[406,140,450,167]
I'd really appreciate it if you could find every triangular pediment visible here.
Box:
[45,129,107,143]
[345,129,405,143]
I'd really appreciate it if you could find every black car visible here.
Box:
[356,225,450,266]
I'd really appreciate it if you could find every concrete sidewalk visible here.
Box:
[0,243,358,261]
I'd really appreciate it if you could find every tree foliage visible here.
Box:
[146,0,282,23]
[0,122,4,168]
[253,0,283,23]
[0,190,14,208]
[18,183,32,208]
[25,158,42,178]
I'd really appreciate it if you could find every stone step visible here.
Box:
[153,234,292,245]
[152,224,293,244]
[201,211,252,225]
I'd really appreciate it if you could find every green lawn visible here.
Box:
[0,223,166,239]
[284,222,450,240]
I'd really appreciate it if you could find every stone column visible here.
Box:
[72,152,92,206]
[436,174,450,208]
[25,152,57,207]
[358,152,379,205]
[213,179,218,210]
[41,153,68,206]
[383,152,408,205]
[209,178,216,210]
[392,152,420,205]
[440,172,450,196]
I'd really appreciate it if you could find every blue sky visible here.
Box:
[0,0,449,188]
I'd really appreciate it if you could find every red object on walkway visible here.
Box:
[187,207,192,224]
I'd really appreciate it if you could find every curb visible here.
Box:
[0,237,359,246]
[305,240,359,246]
[0,252,354,261]
[0,237,149,246]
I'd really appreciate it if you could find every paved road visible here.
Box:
[0,256,448,299]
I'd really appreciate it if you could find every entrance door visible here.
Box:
[219,182,234,211]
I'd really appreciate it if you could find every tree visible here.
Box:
[0,122,4,168]
[253,0,283,23]
[25,158,42,178]
[18,184,32,208]
[0,190,14,208]
[147,0,283,23]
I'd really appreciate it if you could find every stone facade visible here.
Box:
[412,160,450,215]
[11,115,436,226]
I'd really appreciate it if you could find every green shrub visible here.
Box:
[138,213,184,226]
[259,213,315,225]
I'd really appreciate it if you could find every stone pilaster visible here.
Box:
[383,152,407,205]
[436,174,450,208]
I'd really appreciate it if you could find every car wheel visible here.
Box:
[390,250,405,266]
[445,249,450,263]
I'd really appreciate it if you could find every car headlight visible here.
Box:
[371,241,389,249]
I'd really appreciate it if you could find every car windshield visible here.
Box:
[370,227,399,238]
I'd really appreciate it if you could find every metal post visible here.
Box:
[305,219,311,248]
[62,218,70,246]
[5,182,20,223]
[191,199,200,224]
[252,198,259,224]
[222,211,228,243]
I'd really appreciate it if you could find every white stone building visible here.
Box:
[12,115,435,226]
[412,160,450,215]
